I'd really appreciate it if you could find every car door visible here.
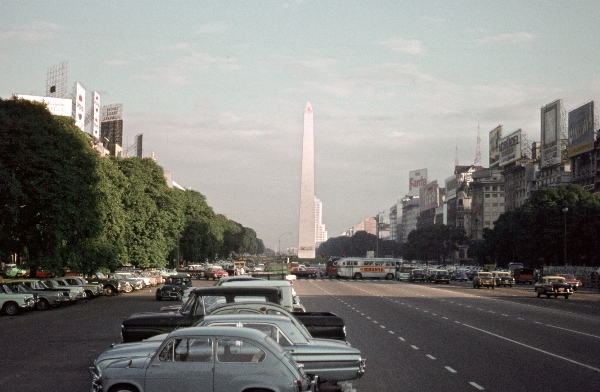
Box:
[213,338,270,391]
[145,337,214,392]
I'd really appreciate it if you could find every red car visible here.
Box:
[204,266,229,280]
[558,274,582,291]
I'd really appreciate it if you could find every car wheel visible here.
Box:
[386,273,394,280]
[565,295,569,299]
[546,294,551,299]
[353,273,362,280]
[554,294,558,298]
[123,284,133,293]
[156,295,162,301]
[85,290,94,299]
[104,285,114,295]
[3,301,19,316]
[176,292,182,301]
[36,298,50,311]
[537,291,541,298]
[492,286,494,289]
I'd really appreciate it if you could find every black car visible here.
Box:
[408,269,426,282]
[451,271,468,282]
[155,273,192,301]
[434,270,450,284]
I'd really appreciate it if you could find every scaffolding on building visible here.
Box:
[46,61,68,98]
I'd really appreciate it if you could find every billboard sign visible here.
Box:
[498,129,522,167]
[445,175,457,200]
[489,125,502,168]
[91,91,100,139]
[567,101,597,157]
[541,100,564,168]
[101,104,123,122]
[419,180,438,212]
[72,82,85,132]
[408,168,427,196]
[15,94,72,117]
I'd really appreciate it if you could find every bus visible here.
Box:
[335,257,401,280]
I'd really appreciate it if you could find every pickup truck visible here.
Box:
[121,286,346,342]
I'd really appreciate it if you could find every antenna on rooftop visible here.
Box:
[455,137,459,167]
[474,116,482,166]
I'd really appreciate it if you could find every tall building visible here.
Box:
[298,102,316,258]
[314,196,327,249]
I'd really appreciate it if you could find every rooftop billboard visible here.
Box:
[541,100,564,168]
[408,168,427,196]
[72,82,85,132]
[567,101,597,158]
[91,91,100,139]
[498,129,522,167]
[15,94,72,117]
[101,103,123,122]
[419,180,438,212]
[489,125,502,168]
[445,175,457,200]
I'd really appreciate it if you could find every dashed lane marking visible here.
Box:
[445,366,457,373]
[426,355,436,360]
[470,382,485,390]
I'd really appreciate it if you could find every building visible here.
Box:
[314,196,327,249]
[298,102,316,258]
[401,195,420,242]
[469,169,505,239]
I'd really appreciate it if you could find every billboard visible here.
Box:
[445,175,457,200]
[15,94,72,117]
[91,91,100,139]
[540,100,564,168]
[567,101,597,157]
[419,180,438,212]
[72,82,85,132]
[408,168,427,196]
[101,104,123,122]
[136,134,143,158]
[489,125,502,168]
[498,129,522,167]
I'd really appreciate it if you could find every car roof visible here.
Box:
[221,280,291,288]
[203,313,292,324]
[168,325,272,341]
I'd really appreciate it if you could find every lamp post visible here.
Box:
[277,232,292,256]
[562,205,568,265]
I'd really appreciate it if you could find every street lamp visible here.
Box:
[562,204,568,265]
[277,232,292,256]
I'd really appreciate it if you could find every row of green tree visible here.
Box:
[316,231,403,258]
[0,98,264,275]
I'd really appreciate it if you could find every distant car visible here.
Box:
[408,269,426,282]
[557,274,581,291]
[90,326,315,392]
[451,271,468,282]
[473,272,495,289]
[204,265,229,280]
[434,270,450,284]
[535,276,573,299]
[156,274,193,301]
[492,271,515,287]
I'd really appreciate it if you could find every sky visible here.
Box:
[2,1,600,252]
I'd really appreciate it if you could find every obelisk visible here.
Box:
[298,102,316,259]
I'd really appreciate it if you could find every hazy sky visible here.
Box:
[2,1,599,251]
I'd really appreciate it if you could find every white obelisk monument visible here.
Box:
[298,102,316,259]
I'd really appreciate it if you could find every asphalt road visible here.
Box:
[1,278,598,392]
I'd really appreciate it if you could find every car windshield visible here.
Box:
[95,272,106,279]
[560,274,575,279]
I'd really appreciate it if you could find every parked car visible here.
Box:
[473,272,495,289]
[204,265,229,280]
[492,271,515,287]
[451,271,468,282]
[290,266,318,279]
[90,326,316,392]
[13,278,80,303]
[109,272,143,291]
[408,269,426,282]
[535,276,573,299]
[514,268,535,284]
[557,274,582,291]
[54,276,105,298]
[41,278,86,301]
[85,271,132,295]
[156,274,193,301]
[3,263,28,278]
[5,281,65,310]
[116,271,149,288]
[121,286,283,342]
[434,270,450,284]
[0,282,36,315]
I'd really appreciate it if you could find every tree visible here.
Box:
[0,98,103,275]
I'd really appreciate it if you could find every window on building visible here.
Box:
[492,186,497,191]
[485,194,490,198]
[493,194,498,198]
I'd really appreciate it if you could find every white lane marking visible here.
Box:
[442,317,448,320]
[366,316,371,319]
[541,323,600,339]
[454,321,461,324]
[463,323,600,372]
[388,330,394,334]
[426,354,436,360]
[398,337,405,341]
[411,345,419,350]
[373,320,378,324]
[470,382,485,390]
[445,366,457,373]
[380,325,386,328]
